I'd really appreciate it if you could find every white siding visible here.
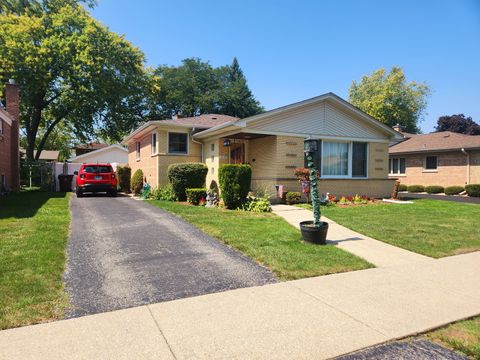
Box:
[247,99,386,140]
[71,147,128,164]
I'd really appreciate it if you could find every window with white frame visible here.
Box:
[0,119,3,135]
[320,141,368,178]
[168,132,188,154]
[151,133,157,154]
[389,157,406,175]
[135,141,141,160]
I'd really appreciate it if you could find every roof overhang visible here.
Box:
[122,121,206,144]
[390,146,480,155]
[194,92,404,141]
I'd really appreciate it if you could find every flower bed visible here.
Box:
[325,194,379,207]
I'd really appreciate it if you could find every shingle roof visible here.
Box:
[389,131,480,154]
[157,114,238,128]
[74,142,109,150]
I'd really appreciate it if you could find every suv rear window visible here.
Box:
[83,165,113,173]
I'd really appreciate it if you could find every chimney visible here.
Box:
[392,123,403,132]
[6,80,20,192]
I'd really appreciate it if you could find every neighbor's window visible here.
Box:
[0,119,3,135]
[352,142,368,177]
[322,141,349,177]
[211,143,215,152]
[389,158,406,175]
[168,132,188,154]
[425,156,437,170]
[135,141,141,159]
[151,133,157,154]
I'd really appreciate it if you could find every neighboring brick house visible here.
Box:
[388,130,480,187]
[123,93,402,198]
[0,81,20,193]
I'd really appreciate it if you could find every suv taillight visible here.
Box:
[111,174,116,179]
[80,174,85,179]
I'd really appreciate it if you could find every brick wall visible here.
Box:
[388,151,480,187]
[0,118,12,189]
[127,128,203,187]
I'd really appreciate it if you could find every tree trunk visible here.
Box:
[35,116,64,161]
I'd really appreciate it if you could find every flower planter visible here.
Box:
[299,221,329,245]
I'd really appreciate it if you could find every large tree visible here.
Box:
[435,114,480,135]
[348,67,430,133]
[150,57,262,119]
[0,0,148,161]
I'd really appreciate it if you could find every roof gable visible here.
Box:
[194,93,402,141]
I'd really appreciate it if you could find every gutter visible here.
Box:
[461,148,470,185]
[191,127,204,162]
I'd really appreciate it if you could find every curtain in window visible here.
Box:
[322,142,348,176]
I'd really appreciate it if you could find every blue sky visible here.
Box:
[91,0,480,133]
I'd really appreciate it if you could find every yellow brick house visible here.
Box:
[123,93,403,198]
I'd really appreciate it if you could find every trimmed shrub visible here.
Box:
[407,185,425,193]
[398,184,407,192]
[218,164,252,209]
[425,185,444,194]
[131,169,144,195]
[150,185,177,201]
[465,184,480,197]
[167,163,208,200]
[444,186,464,196]
[285,192,301,205]
[116,165,131,193]
[186,188,207,205]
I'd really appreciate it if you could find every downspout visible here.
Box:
[461,148,470,185]
[191,128,204,162]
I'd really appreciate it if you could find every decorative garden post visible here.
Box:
[304,138,320,226]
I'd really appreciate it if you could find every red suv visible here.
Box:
[74,163,117,197]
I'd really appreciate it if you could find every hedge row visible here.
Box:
[116,165,131,193]
[444,186,464,196]
[466,184,480,197]
[186,188,207,205]
[425,185,444,194]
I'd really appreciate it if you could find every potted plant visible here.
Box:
[299,139,329,244]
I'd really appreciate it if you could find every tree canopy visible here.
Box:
[149,57,263,119]
[0,0,148,160]
[435,114,480,135]
[348,67,430,133]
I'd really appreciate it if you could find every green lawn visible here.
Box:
[148,201,372,280]
[0,191,71,330]
[425,316,480,359]
[318,199,480,258]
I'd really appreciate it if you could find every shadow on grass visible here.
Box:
[0,191,67,219]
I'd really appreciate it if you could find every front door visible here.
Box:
[230,143,245,164]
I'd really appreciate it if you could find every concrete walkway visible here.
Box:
[1,251,479,359]
[272,204,432,268]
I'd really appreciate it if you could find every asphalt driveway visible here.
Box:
[65,195,276,317]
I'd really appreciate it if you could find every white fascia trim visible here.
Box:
[242,129,390,143]
[69,144,127,162]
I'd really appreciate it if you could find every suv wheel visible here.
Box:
[76,189,83,198]
[109,190,117,197]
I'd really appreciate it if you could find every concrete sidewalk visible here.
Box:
[272,204,432,268]
[1,252,479,359]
